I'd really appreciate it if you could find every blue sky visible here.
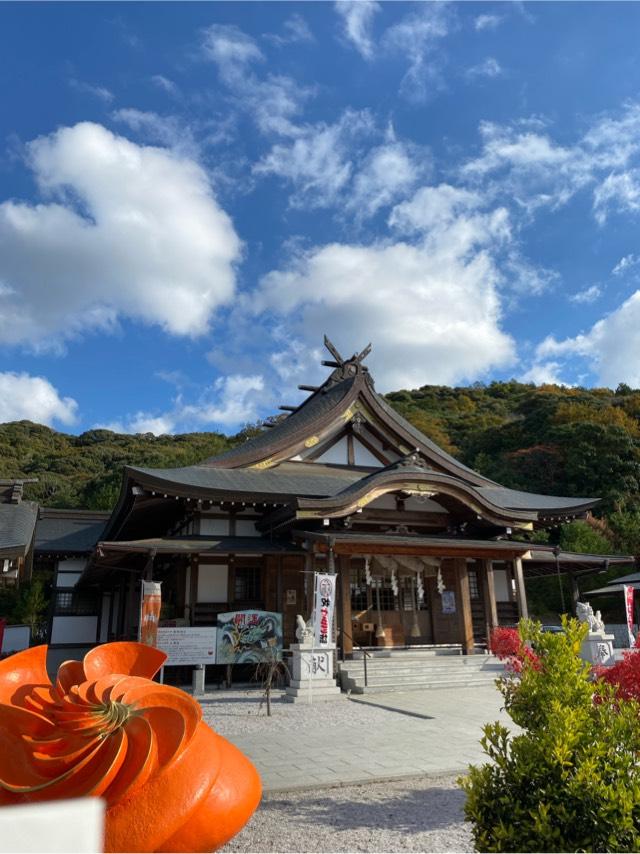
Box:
[2,2,640,435]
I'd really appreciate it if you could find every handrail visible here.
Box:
[340,629,371,687]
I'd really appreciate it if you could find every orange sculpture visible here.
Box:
[0,642,262,852]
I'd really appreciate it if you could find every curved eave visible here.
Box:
[295,470,539,527]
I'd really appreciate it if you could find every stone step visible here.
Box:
[347,677,501,694]
[339,661,502,675]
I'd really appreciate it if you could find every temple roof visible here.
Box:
[103,337,601,538]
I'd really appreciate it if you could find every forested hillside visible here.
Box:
[3,380,640,558]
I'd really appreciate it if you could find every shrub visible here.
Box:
[489,626,540,674]
[461,618,640,852]
[596,645,640,702]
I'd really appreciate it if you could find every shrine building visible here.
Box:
[45,336,629,669]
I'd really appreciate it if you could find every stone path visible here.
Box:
[200,683,510,793]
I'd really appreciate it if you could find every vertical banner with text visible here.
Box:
[313,573,336,647]
[624,584,635,648]
[139,581,162,647]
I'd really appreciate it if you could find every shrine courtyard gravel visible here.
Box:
[201,684,510,853]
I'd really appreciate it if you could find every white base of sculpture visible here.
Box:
[580,632,616,667]
[284,643,343,703]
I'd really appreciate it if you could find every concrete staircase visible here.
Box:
[337,647,504,694]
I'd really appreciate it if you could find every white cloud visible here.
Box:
[465,57,503,80]
[536,290,640,386]
[254,110,374,208]
[569,285,601,304]
[461,102,640,217]
[335,1,380,59]
[150,75,181,99]
[612,253,640,276]
[519,361,568,386]
[0,372,77,426]
[593,170,640,224]
[265,14,314,47]
[201,24,311,137]
[101,374,265,435]
[381,3,451,103]
[347,139,428,219]
[0,122,241,347]
[69,79,114,103]
[254,234,516,390]
[474,14,503,31]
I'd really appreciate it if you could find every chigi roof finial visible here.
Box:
[322,335,372,369]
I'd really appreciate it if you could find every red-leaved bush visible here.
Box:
[596,647,640,702]
[490,626,541,674]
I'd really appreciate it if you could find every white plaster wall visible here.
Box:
[235,519,259,537]
[353,439,383,467]
[197,564,228,602]
[199,517,229,536]
[314,435,349,464]
[51,616,98,644]
[493,569,512,602]
[56,558,87,588]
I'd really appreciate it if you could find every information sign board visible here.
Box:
[156,626,217,667]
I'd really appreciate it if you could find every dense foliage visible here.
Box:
[462,619,640,852]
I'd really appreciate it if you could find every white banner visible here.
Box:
[624,584,635,648]
[313,573,336,647]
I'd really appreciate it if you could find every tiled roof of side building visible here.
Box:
[0,501,39,557]
[35,510,110,553]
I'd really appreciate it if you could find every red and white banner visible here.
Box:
[624,584,635,648]
[139,581,162,647]
[313,573,336,647]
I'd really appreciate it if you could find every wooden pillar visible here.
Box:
[567,568,580,616]
[454,558,474,655]
[513,557,528,620]
[339,555,353,658]
[479,559,498,641]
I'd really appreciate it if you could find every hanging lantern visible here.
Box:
[437,566,446,595]
[391,568,398,597]
[417,571,425,604]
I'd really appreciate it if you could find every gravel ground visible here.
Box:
[221,774,472,853]
[199,688,415,737]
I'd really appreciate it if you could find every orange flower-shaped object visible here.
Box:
[0,642,261,852]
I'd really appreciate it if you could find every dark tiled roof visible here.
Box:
[0,501,38,557]
[202,378,355,466]
[35,511,110,553]
[128,458,598,518]
[128,460,366,500]
[476,486,599,514]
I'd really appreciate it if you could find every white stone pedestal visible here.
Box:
[284,643,343,703]
[580,632,616,667]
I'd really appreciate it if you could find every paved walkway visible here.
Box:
[200,684,511,793]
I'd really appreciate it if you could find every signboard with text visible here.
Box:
[156,626,217,666]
